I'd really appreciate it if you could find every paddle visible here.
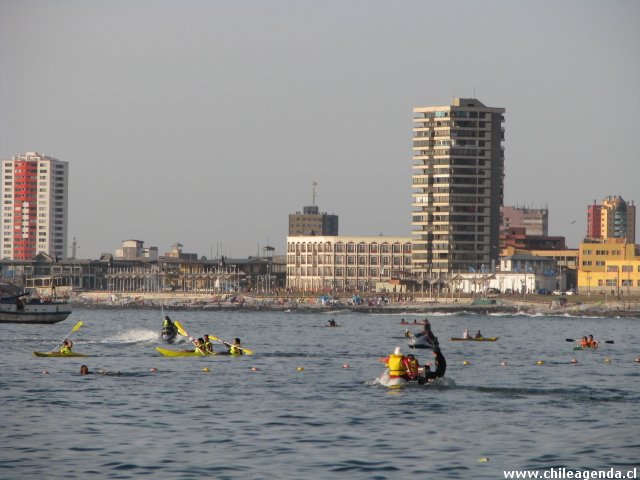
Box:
[565,338,614,344]
[51,321,84,353]
[173,321,206,356]
[208,335,254,355]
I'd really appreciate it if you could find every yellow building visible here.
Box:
[577,239,640,296]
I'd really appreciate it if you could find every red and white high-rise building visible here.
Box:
[1,152,69,260]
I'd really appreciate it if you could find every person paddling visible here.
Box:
[587,335,599,349]
[59,340,73,355]
[203,335,214,354]
[184,338,207,355]
[228,338,244,356]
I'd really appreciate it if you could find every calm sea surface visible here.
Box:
[1,307,639,479]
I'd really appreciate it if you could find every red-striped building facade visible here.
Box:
[1,152,68,260]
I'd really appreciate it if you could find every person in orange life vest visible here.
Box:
[382,346,409,379]
[587,335,599,349]
[405,354,420,380]
[580,336,589,348]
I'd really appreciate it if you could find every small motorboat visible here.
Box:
[0,292,72,324]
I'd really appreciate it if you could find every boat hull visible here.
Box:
[0,298,72,324]
[450,337,499,342]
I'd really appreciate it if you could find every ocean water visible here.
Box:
[1,307,639,479]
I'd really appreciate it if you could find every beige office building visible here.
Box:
[286,236,412,292]
[411,98,505,277]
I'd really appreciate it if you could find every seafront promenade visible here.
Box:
[72,291,640,317]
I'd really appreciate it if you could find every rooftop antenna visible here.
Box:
[473,85,476,99]
[312,180,317,206]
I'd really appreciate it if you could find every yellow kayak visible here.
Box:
[450,337,499,342]
[33,351,88,357]
[155,346,216,357]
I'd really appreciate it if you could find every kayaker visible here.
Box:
[60,340,73,355]
[193,338,207,355]
[203,335,214,353]
[474,330,483,339]
[228,338,244,356]
[587,335,599,349]
[423,347,447,381]
[382,346,408,380]
[580,336,589,348]
[462,329,471,339]
[328,319,337,327]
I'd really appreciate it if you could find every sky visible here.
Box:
[1,0,638,260]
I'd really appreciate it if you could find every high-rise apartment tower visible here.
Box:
[411,98,505,276]
[1,152,69,260]
[587,196,636,244]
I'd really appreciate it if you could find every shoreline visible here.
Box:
[71,292,640,318]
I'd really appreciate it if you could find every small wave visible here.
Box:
[90,329,159,344]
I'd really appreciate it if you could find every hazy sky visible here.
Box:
[1,0,638,259]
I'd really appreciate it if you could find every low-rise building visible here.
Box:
[115,240,158,261]
[577,239,640,296]
[286,235,412,292]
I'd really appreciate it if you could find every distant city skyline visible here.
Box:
[1,1,638,259]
